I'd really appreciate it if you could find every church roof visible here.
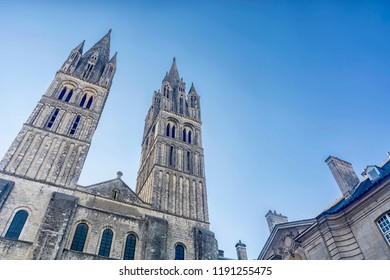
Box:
[79,176,145,206]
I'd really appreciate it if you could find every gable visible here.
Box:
[258,219,315,260]
[79,179,145,206]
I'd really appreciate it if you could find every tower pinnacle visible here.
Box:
[166,57,180,84]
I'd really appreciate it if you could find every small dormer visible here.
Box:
[363,165,382,182]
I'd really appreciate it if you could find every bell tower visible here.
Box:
[136,58,208,222]
[0,30,117,188]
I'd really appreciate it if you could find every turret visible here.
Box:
[99,52,117,88]
[61,40,84,74]
[188,83,201,121]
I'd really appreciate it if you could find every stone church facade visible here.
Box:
[0,31,218,260]
[258,156,390,260]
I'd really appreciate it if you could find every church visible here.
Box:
[0,31,218,260]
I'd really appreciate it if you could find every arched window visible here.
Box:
[166,123,170,137]
[378,212,390,245]
[172,126,176,138]
[98,228,113,257]
[47,108,60,128]
[182,129,187,142]
[70,223,89,252]
[70,115,81,135]
[86,96,93,109]
[5,210,28,240]
[79,94,87,107]
[65,89,73,102]
[175,244,185,260]
[58,87,67,100]
[82,63,94,79]
[123,234,137,260]
[188,131,192,144]
[163,85,168,97]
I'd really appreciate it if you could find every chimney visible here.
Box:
[235,240,248,260]
[265,210,288,233]
[325,156,359,197]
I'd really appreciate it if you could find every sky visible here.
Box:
[0,0,390,260]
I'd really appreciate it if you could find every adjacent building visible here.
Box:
[258,156,390,260]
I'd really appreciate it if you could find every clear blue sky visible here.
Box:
[1,0,390,259]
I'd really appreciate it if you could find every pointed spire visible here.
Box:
[82,29,111,63]
[73,40,85,53]
[167,57,180,83]
[109,52,117,65]
[189,82,197,94]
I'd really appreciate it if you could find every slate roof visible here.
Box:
[319,159,390,216]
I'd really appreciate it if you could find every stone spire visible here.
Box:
[72,40,85,53]
[109,51,117,66]
[163,57,180,85]
[72,29,112,84]
[83,29,111,59]
[189,82,197,94]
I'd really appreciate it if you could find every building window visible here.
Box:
[69,115,81,135]
[5,210,28,240]
[368,168,380,181]
[378,212,390,245]
[65,89,73,102]
[86,96,93,109]
[47,108,60,128]
[79,94,87,107]
[172,125,176,138]
[166,123,170,137]
[182,128,187,142]
[123,234,136,260]
[82,63,94,79]
[98,228,113,257]
[113,190,119,200]
[70,223,89,252]
[188,131,192,144]
[58,87,67,100]
[175,244,185,260]
[163,84,170,98]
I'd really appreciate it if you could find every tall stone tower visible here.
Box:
[0,30,116,187]
[136,58,208,222]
